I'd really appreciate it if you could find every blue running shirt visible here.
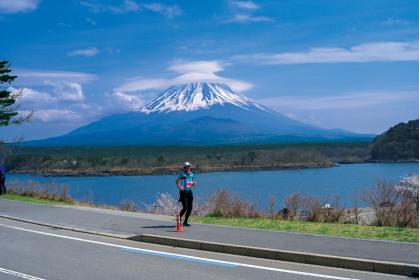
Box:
[178,171,194,191]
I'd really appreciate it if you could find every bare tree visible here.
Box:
[284,193,300,219]
[268,195,277,219]
[349,191,361,224]
[361,180,400,226]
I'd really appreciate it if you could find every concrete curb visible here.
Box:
[0,214,418,277]
[129,234,418,277]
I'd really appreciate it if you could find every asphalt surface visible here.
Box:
[0,199,417,265]
[0,218,414,280]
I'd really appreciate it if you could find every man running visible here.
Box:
[176,162,196,226]
[0,163,6,195]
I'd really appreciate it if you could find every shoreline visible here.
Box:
[10,162,336,177]
[8,160,418,177]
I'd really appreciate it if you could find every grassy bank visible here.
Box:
[1,194,417,243]
[0,194,74,205]
[189,216,419,243]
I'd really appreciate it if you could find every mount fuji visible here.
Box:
[29,82,373,146]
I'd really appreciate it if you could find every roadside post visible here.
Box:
[176,213,183,232]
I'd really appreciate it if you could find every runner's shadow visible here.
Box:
[141,225,175,229]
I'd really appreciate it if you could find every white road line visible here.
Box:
[0,223,363,280]
[0,268,46,280]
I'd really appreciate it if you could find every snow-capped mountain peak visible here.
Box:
[139,82,266,113]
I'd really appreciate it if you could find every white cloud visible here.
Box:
[381,18,409,26]
[67,47,100,57]
[79,1,103,12]
[235,41,419,64]
[167,60,225,74]
[80,0,140,13]
[17,69,96,84]
[116,0,139,12]
[0,0,40,14]
[111,91,147,109]
[284,112,298,120]
[143,3,182,18]
[9,87,56,104]
[9,82,85,114]
[85,17,96,25]
[80,1,182,18]
[229,1,259,10]
[31,109,81,122]
[225,0,271,24]
[227,14,272,23]
[257,90,418,110]
[43,81,85,102]
[9,69,98,123]
[116,78,168,92]
[115,60,253,93]
[10,69,100,124]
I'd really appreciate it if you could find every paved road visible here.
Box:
[0,218,412,280]
[0,199,417,265]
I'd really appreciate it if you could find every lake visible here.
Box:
[8,163,418,208]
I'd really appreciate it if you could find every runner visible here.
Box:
[176,162,196,226]
[0,163,6,195]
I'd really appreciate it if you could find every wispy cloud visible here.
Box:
[143,3,182,18]
[80,0,140,13]
[167,60,225,74]
[225,0,272,24]
[229,1,259,10]
[80,1,182,18]
[85,17,96,25]
[227,14,272,23]
[115,60,253,94]
[116,78,168,92]
[10,87,57,104]
[110,91,148,109]
[257,90,418,110]
[11,82,85,105]
[9,69,99,123]
[67,47,100,57]
[17,69,97,85]
[43,81,85,102]
[0,0,40,14]
[11,86,85,123]
[16,69,94,100]
[234,41,419,64]
[57,22,71,28]
[381,18,410,26]
[31,109,81,122]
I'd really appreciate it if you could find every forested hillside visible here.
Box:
[370,119,419,161]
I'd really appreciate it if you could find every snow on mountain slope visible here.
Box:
[139,82,267,113]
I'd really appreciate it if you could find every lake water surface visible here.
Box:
[8,163,418,208]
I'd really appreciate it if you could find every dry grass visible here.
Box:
[6,180,74,204]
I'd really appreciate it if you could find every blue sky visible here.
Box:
[0,0,418,140]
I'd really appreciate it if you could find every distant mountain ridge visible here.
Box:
[27,82,373,146]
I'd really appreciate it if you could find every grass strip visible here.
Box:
[0,194,73,206]
[190,216,419,243]
[1,194,417,243]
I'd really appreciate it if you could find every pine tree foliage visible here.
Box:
[0,60,32,126]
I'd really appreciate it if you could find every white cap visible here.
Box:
[183,161,191,167]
